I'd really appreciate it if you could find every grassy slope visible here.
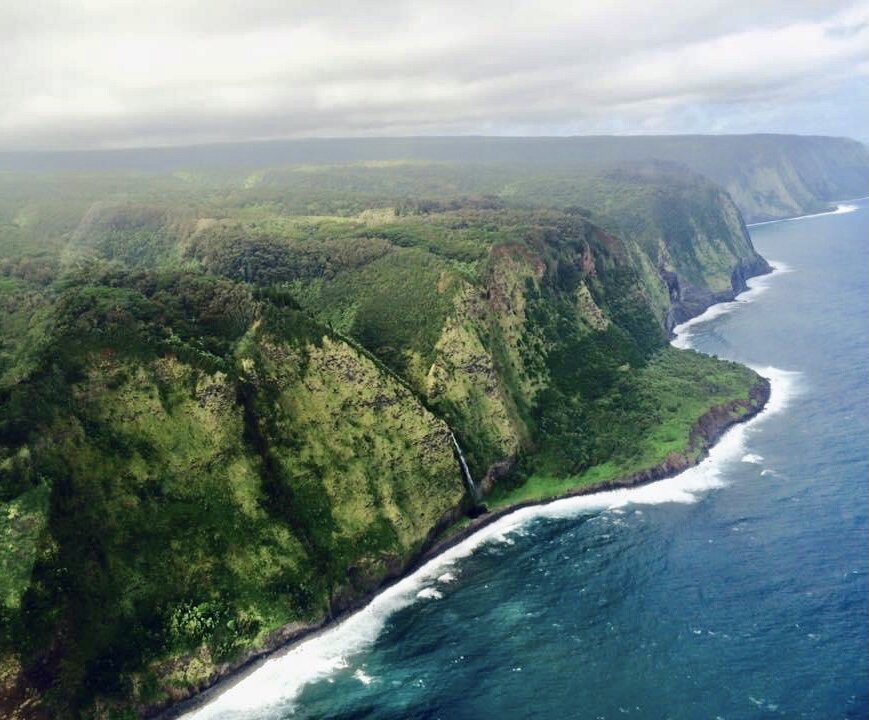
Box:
[487,348,760,507]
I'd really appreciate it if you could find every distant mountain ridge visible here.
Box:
[2,134,867,223]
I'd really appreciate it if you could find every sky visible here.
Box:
[1,0,867,151]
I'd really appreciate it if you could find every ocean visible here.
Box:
[183,199,868,720]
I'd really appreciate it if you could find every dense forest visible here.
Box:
[0,152,783,718]
[3,133,866,223]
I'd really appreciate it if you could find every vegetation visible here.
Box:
[488,347,761,507]
[0,157,770,718]
[3,133,865,222]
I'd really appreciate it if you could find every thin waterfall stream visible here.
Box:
[449,431,480,504]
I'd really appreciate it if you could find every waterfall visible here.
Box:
[449,431,480,504]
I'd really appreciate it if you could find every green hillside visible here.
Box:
[0,158,771,718]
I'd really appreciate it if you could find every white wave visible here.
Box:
[741,453,764,464]
[671,261,791,349]
[746,199,864,227]
[352,668,375,686]
[416,587,443,600]
[181,260,799,720]
[436,572,456,584]
[748,695,779,712]
[747,365,801,416]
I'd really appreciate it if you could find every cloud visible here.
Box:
[1,0,867,150]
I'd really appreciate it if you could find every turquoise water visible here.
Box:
[185,200,868,720]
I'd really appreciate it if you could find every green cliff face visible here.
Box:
[505,162,772,324]
[0,158,773,718]
[0,272,462,716]
[673,135,869,223]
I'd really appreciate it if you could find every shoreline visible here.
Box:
[746,196,867,227]
[153,265,776,720]
[160,377,771,720]
[416,376,770,564]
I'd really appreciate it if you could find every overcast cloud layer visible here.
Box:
[2,0,868,150]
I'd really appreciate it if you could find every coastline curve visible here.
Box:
[162,259,793,720]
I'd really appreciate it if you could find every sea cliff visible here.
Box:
[152,371,770,720]
[0,146,796,718]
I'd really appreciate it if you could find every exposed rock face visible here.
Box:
[665,254,773,330]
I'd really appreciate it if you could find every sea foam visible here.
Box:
[746,201,862,227]
[180,260,800,720]
[671,261,791,349]
[352,668,375,686]
[416,587,444,600]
